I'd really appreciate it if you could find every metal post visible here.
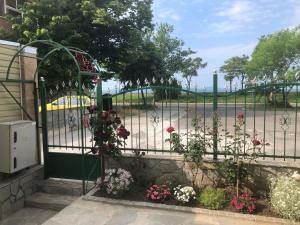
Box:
[96,78,104,177]
[213,71,218,160]
[40,77,49,178]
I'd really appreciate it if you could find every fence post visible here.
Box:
[96,77,105,178]
[213,71,218,160]
[40,77,49,178]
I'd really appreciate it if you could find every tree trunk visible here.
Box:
[141,89,147,106]
[241,75,245,91]
[229,80,233,92]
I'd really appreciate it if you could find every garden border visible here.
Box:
[83,188,299,225]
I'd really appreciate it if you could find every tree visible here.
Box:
[220,55,249,91]
[1,0,154,85]
[247,27,300,103]
[181,57,207,90]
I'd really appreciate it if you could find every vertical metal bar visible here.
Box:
[78,76,86,194]
[225,87,228,158]
[33,82,41,165]
[96,78,104,181]
[145,87,149,152]
[51,97,54,146]
[57,91,61,148]
[283,81,287,161]
[130,90,133,149]
[177,89,180,135]
[40,77,49,178]
[273,94,277,160]
[203,87,206,148]
[69,90,74,149]
[123,92,126,151]
[213,72,218,160]
[243,86,247,155]
[263,81,267,158]
[63,95,67,149]
[186,90,189,148]
[253,83,257,139]
[294,84,298,161]
[169,85,172,153]
[153,90,157,152]
[138,87,141,150]
[161,88,164,151]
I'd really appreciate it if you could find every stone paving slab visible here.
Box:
[25,192,78,211]
[42,198,289,225]
[0,207,56,225]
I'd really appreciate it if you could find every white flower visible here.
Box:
[97,168,134,196]
[291,171,300,181]
[173,185,196,204]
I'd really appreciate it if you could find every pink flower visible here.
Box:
[166,126,175,133]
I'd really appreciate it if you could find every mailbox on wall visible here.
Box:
[0,120,37,174]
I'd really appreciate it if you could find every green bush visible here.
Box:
[218,159,248,186]
[198,187,226,210]
[269,173,300,221]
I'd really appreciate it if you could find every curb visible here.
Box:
[83,188,297,225]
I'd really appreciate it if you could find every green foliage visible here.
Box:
[153,78,182,100]
[247,27,300,82]
[155,174,180,189]
[2,0,154,84]
[181,57,207,89]
[220,55,249,91]
[198,187,226,210]
[218,159,248,186]
[269,173,300,221]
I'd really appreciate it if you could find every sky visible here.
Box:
[103,0,300,92]
[152,0,300,89]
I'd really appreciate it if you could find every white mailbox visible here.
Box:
[0,120,37,173]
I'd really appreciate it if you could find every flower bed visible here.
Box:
[92,181,278,218]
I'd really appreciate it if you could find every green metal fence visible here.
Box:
[107,74,300,161]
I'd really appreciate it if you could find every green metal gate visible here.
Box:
[5,40,104,194]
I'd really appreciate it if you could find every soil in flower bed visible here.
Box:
[93,186,279,218]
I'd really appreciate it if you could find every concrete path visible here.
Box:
[42,198,287,225]
[0,207,56,225]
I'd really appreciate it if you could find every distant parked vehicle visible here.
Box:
[39,95,93,112]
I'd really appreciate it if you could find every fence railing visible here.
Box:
[44,75,300,162]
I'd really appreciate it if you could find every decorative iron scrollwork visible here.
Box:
[280,112,291,131]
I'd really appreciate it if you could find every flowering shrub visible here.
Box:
[173,185,196,204]
[166,118,209,186]
[86,106,130,157]
[198,187,226,210]
[231,192,256,214]
[146,184,171,202]
[220,111,268,197]
[96,168,134,196]
[269,172,300,221]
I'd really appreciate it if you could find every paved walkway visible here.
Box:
[42,198,288,225]
[0,207,56,225]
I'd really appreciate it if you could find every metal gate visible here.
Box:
[5,40,103,194]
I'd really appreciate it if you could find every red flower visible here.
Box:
[146,184,171,203]
[237,112,245,120]
[166,126,175,133]
[101,111,109,120]
[87,105,98,114]
[117,125,130,139]
[252,139,261,146]
[231,193,256,214]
